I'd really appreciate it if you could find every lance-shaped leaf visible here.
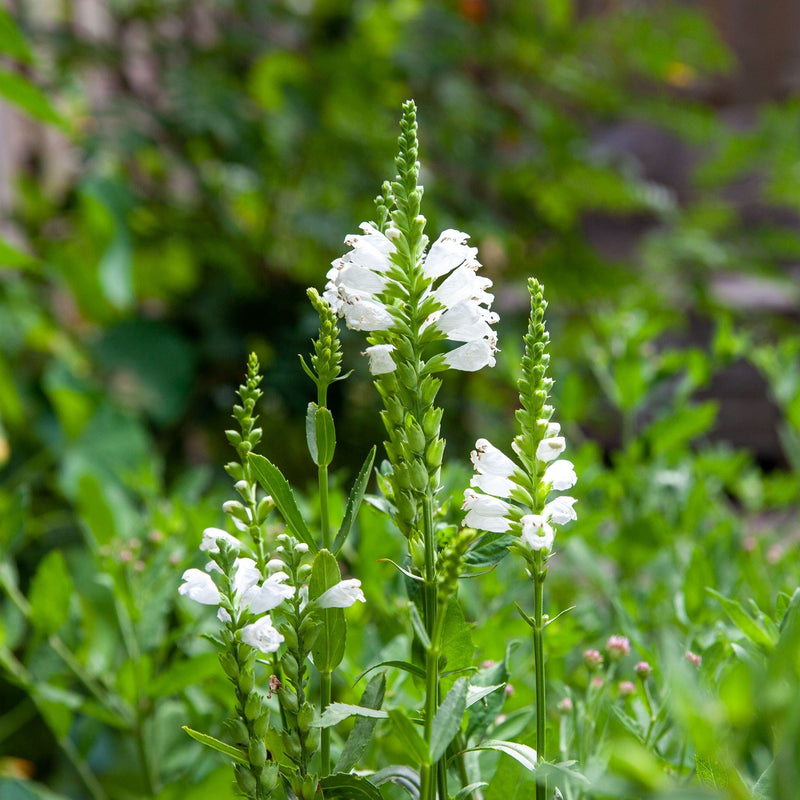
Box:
[336,672,386,773]
[182,726,247,764]
[319,774,383,800]
[309,549,346,671]
[306,402,336,467]
[312,703,388,728]
[249,453,317,551]
[430,677,468,762]
[388,710,430,766]
[333,446,376,555]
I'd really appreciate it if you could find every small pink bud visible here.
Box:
[619,680,636,698]
[481,660,496,669]
[686,650,702,667]
[583,649,603,670]
[120,549,134,563]
[557,697,573,714]
[606,635,630,660]
[590,676,604,689]
[504,684,515,697]
[635,661,652,678]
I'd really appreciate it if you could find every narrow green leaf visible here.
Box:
[333,446,376,555]
[309,549,346,671]
[319,773,383,800]
[430,677,468,762]
[0,69,63,127]
[465,739,538,770]
[354,659,425,684]
[466,683,505,709]
[306,402,319,464]
[336,672,386,773]
[182,726,247,764]
[249,453,317,551]
[317,405,336,467]
[27,551,73,635]
[0,236,36,270]
[707,588,776,650]
[388,709,430,766]
[370,765,419,795]
[408,602,430,651]
[312,703,388,728]
[0,8,33,63]
[455,783,489,799]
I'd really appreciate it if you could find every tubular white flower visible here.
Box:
[232,558,261,596]
[536,436,566,464]
[316,578,366,609]
[462,489,513,532]
[365,344,397,375]
[243,571,296,614]
[200,527,242,553]
[241,615,284,653]
[443,338,497,372]
[434,300,499,343]
[338,296,394,331]
[521,515,555,552]
[470,438,518,496]
[179,569,220,605]
[543,495,578,524]
[544,460,577,491]
[422,229,478,280]
[433,265,494,310]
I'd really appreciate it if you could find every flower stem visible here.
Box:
[320,670,332,776]
[533,559,547,800]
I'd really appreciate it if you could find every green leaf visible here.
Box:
[370,765,419,795]
[430,677,468,762]
[309,549,346,671]
[388,709,430,766]
[27,551,73,635]
[464,533,513,568]
[305,403,336,467]
[181,726,247,764]
[455,783,489,799]
[707,589,777,650]
[0,8,33,63]
[440,599,474,678]
[149,652,221,698]
[319,773,383,800]
[336,671,386,773]
[466,683,505,709]
[312,703,388,728]
[465,739,538,770]
[354,660,425,684]
[0,69,63,127]
[249,453,317,551]
[408,601,430,651]
[0,777,73,800]
[0,236,36,270]
[333,446,376,555]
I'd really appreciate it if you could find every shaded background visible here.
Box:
[2,1,800,797]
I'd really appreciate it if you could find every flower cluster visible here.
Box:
[324,223,498,373]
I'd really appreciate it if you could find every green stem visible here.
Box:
[319,465,330,550]
[320,670,332,776]
[421,605,445,800]
[533,563,546,800]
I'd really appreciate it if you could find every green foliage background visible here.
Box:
[1,1,800,798]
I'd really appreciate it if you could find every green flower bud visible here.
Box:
[248,737,267,768]
[253,711,270,738]
[405,418,426,453]
[395,336,414,361]
[225,462,245,481]
[256,496,275,524]
[281,651,299,680]
[234,765,257,796]
[219,652,239,680]
[396,491,417,527]
[396,362,418,390]
[297,563,312,582]
[281,625,299,650]
[227,718,249,744]
[244,691,262,721]
[238,666,255,695]
[425,438,445,470]
[283,730,302,761]
[262,762,280,793]
[409,459,429,492]
[419,375,441,406]
[409,534,425,572]
[304,724,320,754]
[297,702,315,732]
[300,774,319,800]
[279,688,299,714]
[422,406,443,438]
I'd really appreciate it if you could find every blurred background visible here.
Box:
[2,1,800,797]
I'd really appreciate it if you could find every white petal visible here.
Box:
[179,569,220,605]
[241,616,284,653]
[544,496,577,525]
[471,438,517,479]
[435,300,498,343]
[200,527,241,553]
[316,579,366,609]
[471,472,515,497]
[536,437,566,464]
[544,460,577,491]
[443,338,497,372]
[462,489,512,532]
[340,297,394,331]
[541,421,561,437]
[232,558,262,596]
[335,261,388,295]
[520,515,555,552]
[364,344,397,375]
[243,572,296,614]
[434,265,494,309]
[423,229,478,280]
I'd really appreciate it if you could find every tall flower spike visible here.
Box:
[462,278,577,556]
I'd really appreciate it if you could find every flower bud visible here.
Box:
[297,703,315,732]
[304,725,320,754]
[405,419,426,453]
[227,718,249,744]
[281,625,299,650]
[248,737,267,768]
[425,438,445,470]
[219,652,239,680]
[409,459,429,492]
[238,666,255,694]
[396,362,418,390]
[262,762,279,793]
[244,691,262,721]
[281,652,299,679]
[419,375,442,406]
[253,711,270,738]
[256,496,275,523]
[422,407,443,438]
[618,680,636,698]
[396,491,417,525]
[279,688,299,714]
[283,730,302,760]
[234,765,257,796]
[297,563,312,582]
[635,661,652,678]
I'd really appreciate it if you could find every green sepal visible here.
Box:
[249,453,318,552]
[305,402,336,467]
[182,726,247,764]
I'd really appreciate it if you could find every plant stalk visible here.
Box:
[533,560,546,800]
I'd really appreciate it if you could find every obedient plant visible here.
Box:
[179,101,578,800]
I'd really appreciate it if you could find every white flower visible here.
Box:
[316,579,366,609]
[536,436,566,464]
[434,300,499,343]
[521,515,555,552]
[543,495,577,524]
[443,338,497,372]
[422,229,478,280]
[470,438,517,496]
[200,527,242,553]
[337,296,394,331]
[241,615,284,653]
[433,265,494,309]
[462,488,513,532]
[232,558,261,596]
[364,344,397,375]
[242,571,296,614]
[179,569,220,605]
[544,460,577,491]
